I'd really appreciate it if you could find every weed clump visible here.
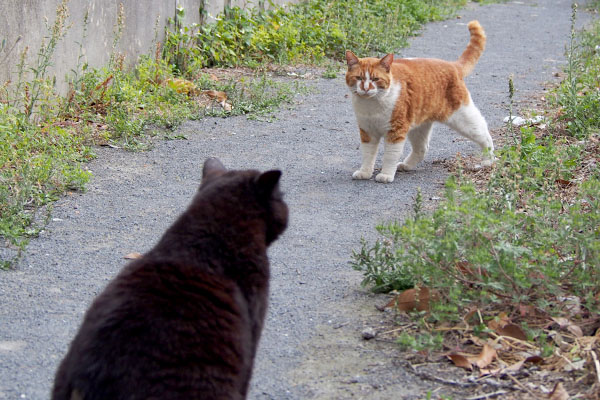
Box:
[162,0,466,73]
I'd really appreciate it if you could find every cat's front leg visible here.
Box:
[352,131,379,180]
[376,140,405,183]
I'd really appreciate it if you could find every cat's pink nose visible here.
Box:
[360,81,374,92]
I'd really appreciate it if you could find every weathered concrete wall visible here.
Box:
[0,0,297,94]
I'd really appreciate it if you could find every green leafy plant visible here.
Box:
[553,3,600,138]
[162,0,466,73]
[352,5,600,322]
[397,331,444,351]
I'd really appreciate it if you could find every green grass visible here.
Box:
[351,7,600,322]
[164,0,467,73]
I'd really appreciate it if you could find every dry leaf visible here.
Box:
[479,367,501,376]
[463,307,478,323]
[519,304,535,317]
[567,324,583,338]
[552,317,583,337]
[483,355,544,377]
[552,317,570,328]
[548,382,570,400]
[497,323,528,341]
[197,90,232,111]
[167,78,197,94]
[525,355,543,364]
[201,90,228,103]
[468,335,487,347]
[556,178,573,187]
[384,287,439,312]
[447,354,473,370]
[124,252,143,260]
[487,312,511,331]
[221,100,233,111]
[468,344,497,369]
[504,359,526,373]
[563,359,585,372]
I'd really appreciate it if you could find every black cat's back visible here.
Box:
[52,158,288,400]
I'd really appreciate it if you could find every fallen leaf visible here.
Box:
[463,307,478,324]
[201,90,228,103]
[551,317,583,337]
[479,367,501,376]
[504,359,525,373]
[567,324,583,338]
[552,317,570,328]
[519,304,535,317]
[385,287,439,312]
[548,382,569,400]
[468,335,487,347]
[468,344,497,369]
[124,252,143,260]
[497,323,528,341]
[487,312,511,331]
[167,78,197,94]
[220,100,233,111]
[556,178,573,187]
[525,355,544,364]
[563,359,585,372]
[447,354,473,370]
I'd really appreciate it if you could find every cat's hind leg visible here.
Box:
[444,98,494,166]
[352,129,380,180]
[397,122,433,171]
[375,140,406,183]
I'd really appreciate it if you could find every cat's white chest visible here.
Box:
[351,83,401,139]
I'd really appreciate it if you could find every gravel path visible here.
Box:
[0,1,593,399]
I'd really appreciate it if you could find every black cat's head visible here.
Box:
[200,158,288,245]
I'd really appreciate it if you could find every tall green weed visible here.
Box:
[163,0,466,74]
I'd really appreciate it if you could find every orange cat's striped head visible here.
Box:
[345,51,394,98]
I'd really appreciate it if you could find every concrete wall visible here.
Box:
[0,0,297,94]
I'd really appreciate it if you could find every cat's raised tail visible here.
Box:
[456,20,486,78]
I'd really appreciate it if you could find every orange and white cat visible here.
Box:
[345,20,494,183]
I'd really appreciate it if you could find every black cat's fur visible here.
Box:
[52,158,288,400]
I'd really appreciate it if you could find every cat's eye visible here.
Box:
[372,77,380,82]
[356,76,363,80]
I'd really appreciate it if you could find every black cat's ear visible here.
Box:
[202,157,227,181]
[255,170,282,196]
[346,50,359,68]
[380,53,394,72]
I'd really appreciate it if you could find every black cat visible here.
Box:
[52,158,288,400]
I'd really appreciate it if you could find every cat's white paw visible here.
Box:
[375,173,395,183]
[397,162,415,172]
[352,170,373,180]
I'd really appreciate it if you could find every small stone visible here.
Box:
[361,327,377,340]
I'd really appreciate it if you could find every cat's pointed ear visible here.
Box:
[380,53,394,72]
[202,157,227,181]
[345,50,359,68]
[255,170,282,196]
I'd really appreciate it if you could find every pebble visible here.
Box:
[361,327,377,340]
